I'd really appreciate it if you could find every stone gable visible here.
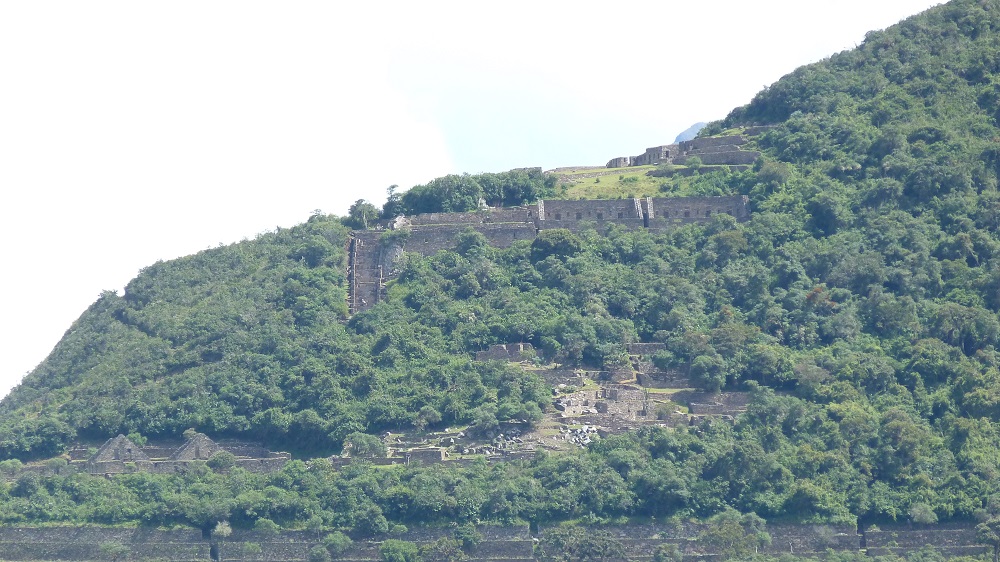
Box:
[169,433,222,461]
[88,435,149,463]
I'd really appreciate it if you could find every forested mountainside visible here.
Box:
[3,0,1000,554]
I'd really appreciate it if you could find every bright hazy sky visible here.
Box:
[1,1,941,399]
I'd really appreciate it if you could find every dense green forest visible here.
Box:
[3,0,1000,556]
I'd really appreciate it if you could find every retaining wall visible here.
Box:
[648,196,750,224]
[687,144,743,154]
[743,125,776,136]
[476,343,536,362]
[406,207,533,226]
[538,198,642,220]
[626,343,667,355]
[675,150,760,166]
[12,522,992,561]
[347,195,752,313]
[679,135,747,151]
[637,371,692,388]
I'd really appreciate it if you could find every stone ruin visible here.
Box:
[864,523,990,558]
[80,433,290,476]
[554,385,649,420]
[346,194,750,314]
[475,342,536,362]
[605,132,763,169]
[0,519,988,561]
[0,524,537,562]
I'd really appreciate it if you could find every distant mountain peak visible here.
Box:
[674,122,707,143]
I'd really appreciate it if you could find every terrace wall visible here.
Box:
[347,194,752,313]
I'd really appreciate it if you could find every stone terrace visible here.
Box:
[864,523,988,558]
[1,521,988,560]
[347,195,749,314]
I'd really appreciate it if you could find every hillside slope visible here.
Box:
[1,0,1000,540]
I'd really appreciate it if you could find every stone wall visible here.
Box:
[405,447,448,464]
[0,524,542,562]
[647,195,750,226]
[0,527,210,562]
[686,143,743,154]
[403,223,536,257]
[478,223,538,247]
[13,522,993,561]
[632,145,676,166]
[606,156,632,168]
[539,368,587,387]
[764,523,859,555]
[347,194,753,313]
[556,385,650,420]
[605,134,758,171]
[864,523,987,557]
[406,207,533,226]
[216,440,275,459]
[679,135,746,151]
[674,150,760,166]
[538,522,860,560]
[348,230,389,314]
[234,457,291,473]
[476,343,536,362]
[626,343,666,355]
[636,370,691,388]
[743,125,776,136]
[82,456,288,476]
[675,391,752,416]
[83,435,291,476]
[656,165,753,178]
[0,542,208,561]
[141,444,181,459]
[537,198,643,223]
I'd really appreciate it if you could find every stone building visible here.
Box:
[86,435,151,474]
[605,132,761,169]
[83,433,289,475]
[475,343,536,362]
[169,432,222,461]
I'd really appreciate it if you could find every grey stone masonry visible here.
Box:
[476,343,536,362]
[604,133,759,169]
[864,523,987,557]
[89,435,149,463]
[13,522,996,561]
[84,435,291,475]
[538,198,642,222]
[647,196,750,227]
[684,144,743,154]
[636,370,691,388]
[673,150,760,166]
[170,432,221,461]
[606,156,632,168]
[743,125,777,136]
[346,194,751,313]
[676,391,752,416]
[626,343,667,355]
[678,134,746,152]
[348,230,392,315]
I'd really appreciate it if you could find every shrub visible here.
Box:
[379,539,420,562]
[206,451,237,471]
[308,544,332,562]
[254,518,280,536]
[323,531,353,555]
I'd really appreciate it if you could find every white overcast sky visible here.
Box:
[1,1,941,399]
